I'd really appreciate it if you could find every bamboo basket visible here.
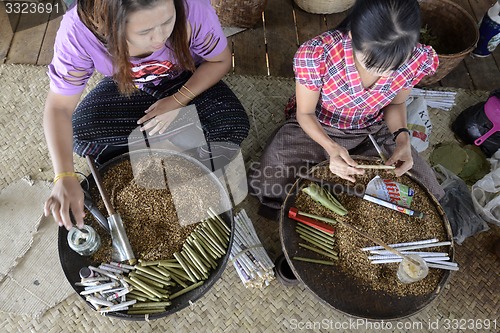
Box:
[294,0,355,14]
[211,0,267,28]
[417,0,479,86]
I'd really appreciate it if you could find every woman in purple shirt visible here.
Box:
[43,0,249,230]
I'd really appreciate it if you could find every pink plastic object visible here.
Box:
[474,96,500,146]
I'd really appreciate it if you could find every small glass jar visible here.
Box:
[67,225,101,256]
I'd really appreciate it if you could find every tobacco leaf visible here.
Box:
[459,145,490,185]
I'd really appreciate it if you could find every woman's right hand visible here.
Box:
[328,145,364,183]
[44,177,85,230]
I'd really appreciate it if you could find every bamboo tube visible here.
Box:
[169,281,204,300]
[135,265,167,281]
[194,233,222,259]
[354,165,395,170]
[298,236,338,256]
[128,277,164,299]
[297,211,338,225]
[136,272,172,287]
[296,230,334,251]
[173,252,197,283]
[189,235,217,260]
[299,243,339,260]
[297,232,334,252]
[126,294,147,302]
[184,243,209,273]
[138,259,162,266]
[156,261,183,269]
[134,269,170,284]
[127,289,151,299]
[198,228,226,254]
[143,297,162,302]
[165,270,188,288]
[296,225,335,245]
[127,308,166,315]
[201,224,226,249]
[132,301,171,309]
[186,239,213,269]
[208,208,231,234]
[183,249,208,280]
[209,218,230,242]
[205,220,227,246]
[151,284,170,295]
[188,238,217,268]
[149,266,171,279]
[180,251,202,281]
[129,272,164,289]
[160,266,190,281]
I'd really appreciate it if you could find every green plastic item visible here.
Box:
[430,143,468,176]
[459,145,490,185]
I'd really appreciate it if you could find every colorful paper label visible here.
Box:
[365,176,414,208]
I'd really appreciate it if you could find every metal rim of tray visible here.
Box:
[58,149,234,321]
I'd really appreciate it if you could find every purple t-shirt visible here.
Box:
[48,0,227,95]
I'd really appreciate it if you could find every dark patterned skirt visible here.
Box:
[72,72,249,165]
[248,116,445,209]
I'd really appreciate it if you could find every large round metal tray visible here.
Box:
[58,149,234,320]
[279,158,454,320]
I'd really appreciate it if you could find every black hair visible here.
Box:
[337,0,421,71]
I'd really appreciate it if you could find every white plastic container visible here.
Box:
[397,255,429,284]
[473,0,500,56]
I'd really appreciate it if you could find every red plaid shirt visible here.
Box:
[293,30,438,129]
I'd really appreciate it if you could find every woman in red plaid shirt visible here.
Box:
[249,0,444,211]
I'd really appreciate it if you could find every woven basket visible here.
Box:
[418,0,479,86]
[294,0,355,14]
[211,0,267,28]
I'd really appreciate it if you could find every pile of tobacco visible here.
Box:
[79,153,231,315]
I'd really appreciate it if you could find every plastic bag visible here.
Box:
[471,149,500,226]
[406,96,431,152]
[433,164,489,245]
[452,90,500,157]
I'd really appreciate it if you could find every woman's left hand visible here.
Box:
[137,96,183,135]
[385,138,413,177]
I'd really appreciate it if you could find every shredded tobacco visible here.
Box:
[85,153,223,264]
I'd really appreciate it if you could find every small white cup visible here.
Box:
[397,254,429,284]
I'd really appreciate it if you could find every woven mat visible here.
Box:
[0,64,498,332]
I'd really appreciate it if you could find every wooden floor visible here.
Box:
[1,0,499,91]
